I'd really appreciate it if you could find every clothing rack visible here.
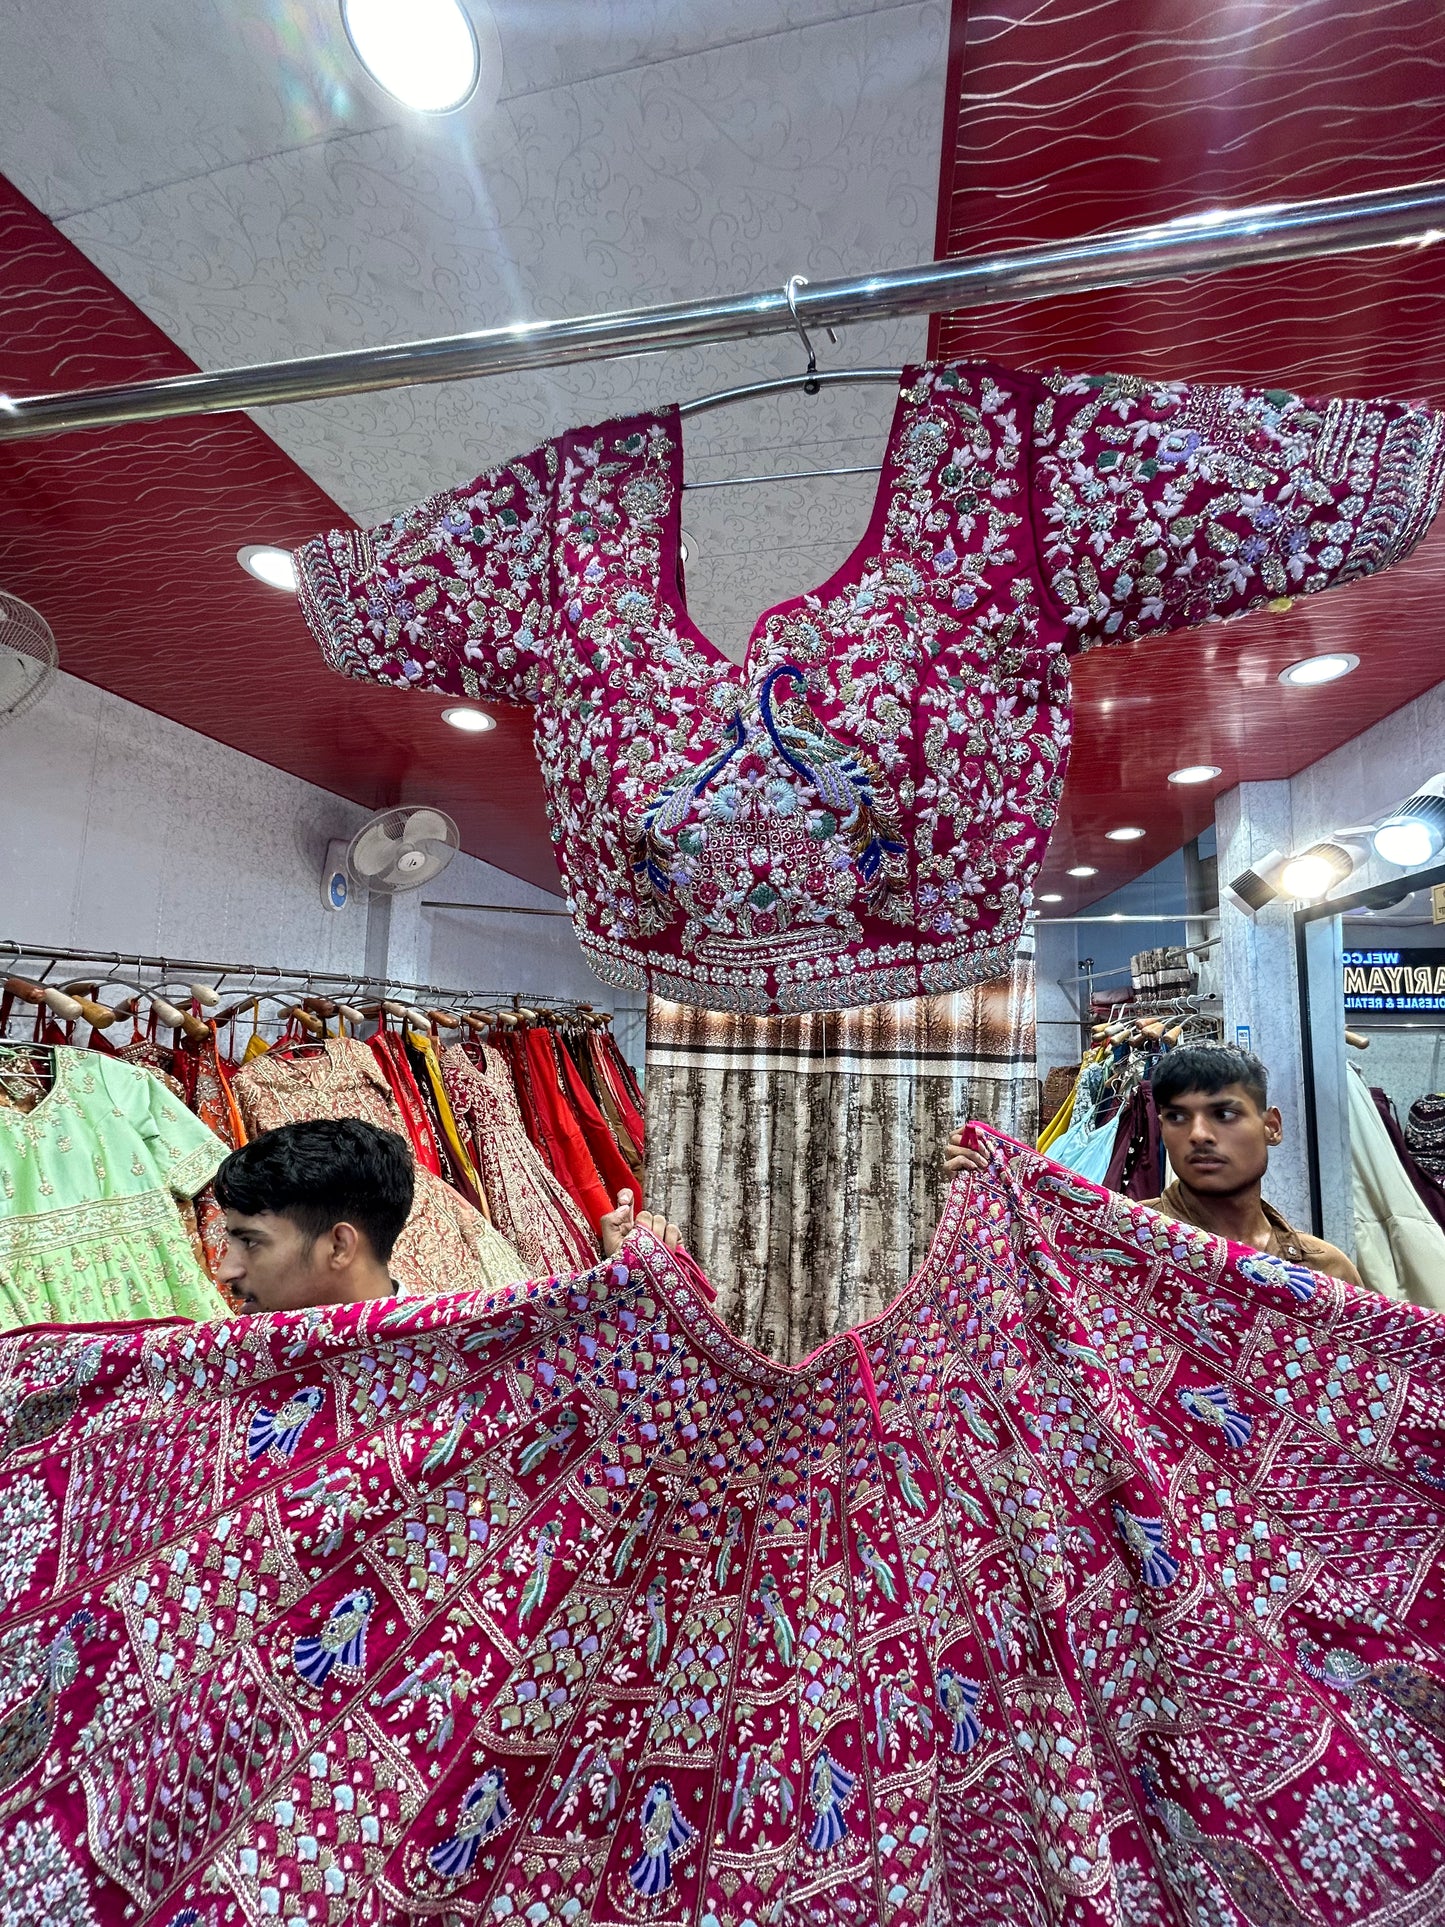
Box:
[0,179,1441,440]
[0,938,613,1031]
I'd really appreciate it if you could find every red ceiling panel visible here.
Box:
[933,0,1445,905]
[0,177,558,892]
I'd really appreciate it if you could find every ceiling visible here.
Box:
[0,0,1442,909]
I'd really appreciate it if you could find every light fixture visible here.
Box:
[1105,826,1145,842]
[237,544,298,592]
[1372,773,1445,868]
[1067,865,1097,879]
[441,706,496,734]
[1038,892,1063,903]
[341,0,481,113]
[1168,764,1222,785]
[1277,652,1359,688]
[1226,849,1286,913]
[1277,836,1366,901]
[679,530,698,567]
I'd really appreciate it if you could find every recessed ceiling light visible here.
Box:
[679,530,698,567]
[442,706,496,734]
[1067,865,1097,878]
[1168,764,1223,785]
[1038,892,1064,903]
[237,544,298,592]
[1106,826,1145,842]
[341,0,480,113]
[1278,652,1359,688]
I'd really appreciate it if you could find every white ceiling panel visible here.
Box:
[0,0,947,654]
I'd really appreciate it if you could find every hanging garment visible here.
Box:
[1102,1077,1164,1199]
[176,1025,247,1290]
[550,1028,637,1206]
[0,1048,230,1330]
[644,955,1035,1361]
[583,1034,645,1190]
[369,1030,446,1178]
[521,1029,614,1233]
[590,1029,646,1163]
[440,1041,598,1278]
[1372,1083,1445,1236]
[232,1038,527,1298]
[1406,1090,1445,1177]
[1348,1064,1445,1309]
[5,1130,1445,1924]
[297,364,1445,1016]
[1045,1061,1119,1185]
[404,1029,491,1216]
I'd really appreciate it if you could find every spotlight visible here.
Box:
[1225,850,1286,913]
[1372,773,1445,868]
[1278,836,1366,901]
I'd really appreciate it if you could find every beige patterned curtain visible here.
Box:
[644,947,1035,1363]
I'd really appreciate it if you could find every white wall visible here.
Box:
[0,669,646,1071]
[1,670,370,969]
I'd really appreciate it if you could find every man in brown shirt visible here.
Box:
[945,1045,1360,1286]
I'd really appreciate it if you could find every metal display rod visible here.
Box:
[0,178,1441,441]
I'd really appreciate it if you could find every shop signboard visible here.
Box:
[1343,948,1445,1013]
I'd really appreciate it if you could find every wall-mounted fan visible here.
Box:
[0,590,59,729]
[346,806,460,895]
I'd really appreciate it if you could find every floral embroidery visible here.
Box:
[298,363,1443,1015]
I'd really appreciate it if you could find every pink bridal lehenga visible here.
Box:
[1,1127,1444,1925]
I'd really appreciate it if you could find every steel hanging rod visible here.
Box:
[1,178,1442,442]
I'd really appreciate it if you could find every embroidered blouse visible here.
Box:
[298,363,1445,1014]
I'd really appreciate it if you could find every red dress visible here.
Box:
[521,1028,613,1233]
[298,365,1445,1015]
[5,1128,1445,1923]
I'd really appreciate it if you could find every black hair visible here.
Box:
[214,1119,414,1262]
[1150,1045,1269,1113]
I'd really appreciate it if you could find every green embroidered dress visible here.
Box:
[0,1049,230,1330]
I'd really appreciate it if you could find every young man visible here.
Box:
[215,1117,682,1316]
[215,1118,415,1312]
[944,1045,1361,1286]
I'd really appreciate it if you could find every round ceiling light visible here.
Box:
[341,0,481,112]
[1105,826,1145,842]
[679,531,698,567]
[1067,865,1098,878]
[237,544,298,592]
[1168,764,1223,785]
[1277,652,1359,688]
[1037,892,1063,903]
[442,706,496,734]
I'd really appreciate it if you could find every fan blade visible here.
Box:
[398,808,455,845]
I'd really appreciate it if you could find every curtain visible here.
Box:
[644,946,1035,1362]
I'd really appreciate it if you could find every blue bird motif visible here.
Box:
[806,1748,856,1852]
[757,664,907,904]
[627,1780,697,1897]
[631,713,747,901]
[1177,1382,1254,1449]
[293,1589,374,1688]
[427,1769,514,1877]
[1237,1249,1319,1303]
[0,1609,94,1793]
[937,1667,984,1755]
[1112,1505,1181,1589]
[247,1384,325,1463]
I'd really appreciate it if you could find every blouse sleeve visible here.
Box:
[103,1058,228,1199]
[1029,371,1445,650]
[294,440,557,704]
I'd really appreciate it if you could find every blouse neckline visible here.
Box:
[649,369,916,674]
